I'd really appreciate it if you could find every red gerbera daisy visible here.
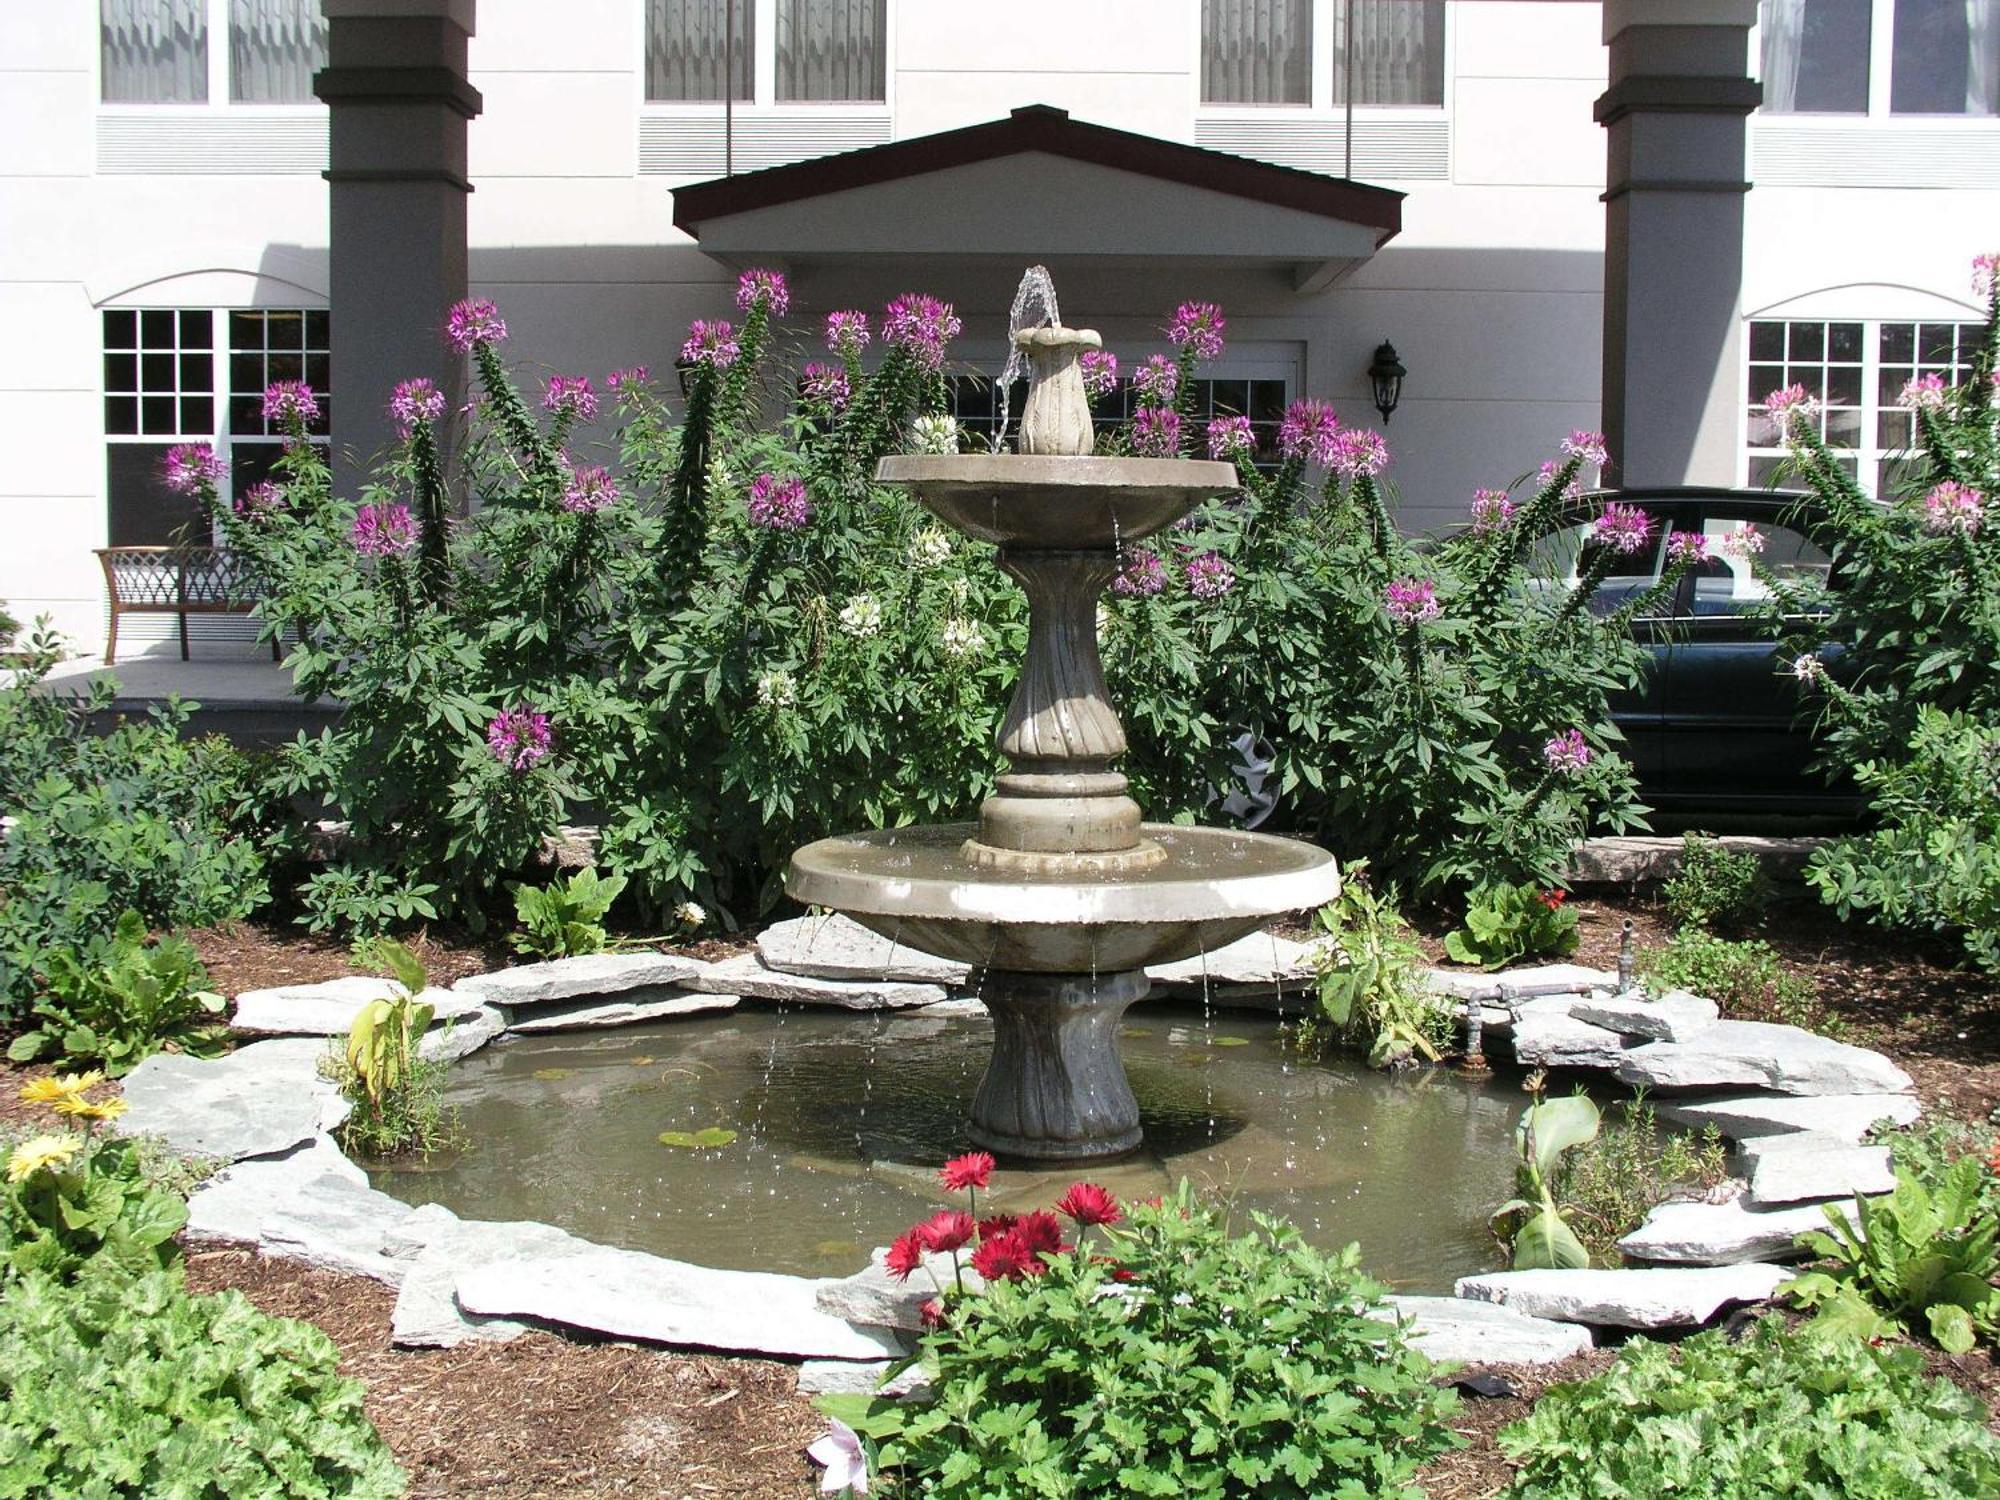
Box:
[919,1297,946,1328]
[1013,1210,1064,1256]
[969,1232,1034,1283]
[1055,1182,1122,1228]
[977,1213,1018,1242]
[916,1209,975,1254]
[939,1151,996,1192]
[884,1230,926,1282]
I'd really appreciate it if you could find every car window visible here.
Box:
[1529,522,1668,618]
[1689,519,1831,617]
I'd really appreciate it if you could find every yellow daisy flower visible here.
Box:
[5,1133,81,1184]
[53,1095,128,1123]
[18,1070,105,1106]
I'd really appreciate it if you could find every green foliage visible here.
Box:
[298,866,441,938]
[1493,1076,1600,1270]
[1788,1156,2000,1354]
[1663,833,1771,933]
[1550,1093,1729,1264]
[0,1266,406,1498]
[1497,1315,2000,1498]
[828,1185,1458,1499]
[1874,1109,2000,1221]
[1639,929,1831,1033]
[1300,870,1453,1068]
[1443,882,1579,969]
[3,1086,186,1287]
[510,867,627,958]
[327,941,457,1161]
[6,912,226,1075]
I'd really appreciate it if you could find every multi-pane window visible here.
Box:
[1744,317,1984,494]
[1759,0,2000,116]
[102,307,330,545]
[101,0,327,105]
[646,0,754,102]
[1201,0,1445,108]
[646,0,887,104]
[947,375,1292,468]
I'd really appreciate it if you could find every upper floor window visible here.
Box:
[101,0,327,105]
[646,0,887,104]
[1760,0,1999,116]
[1201,0,1444,108]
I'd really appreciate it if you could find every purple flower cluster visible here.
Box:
[389,377,446,433]
[1207,414,1255,461]
[1537,459,1585,502]
[882,293,963,371]
[605,366,650,391]
[1383,577,1439,625]
[542,375,598,424]
[562,464,619,514]
[236,480,282,517]
[1079,349,1119,398]
[1666,530,1710,564]
[801,362,851,412]
[1899,372,1948,411]
[1330,427,1389,479]
[1166,301,1227,362]
[351,501,417,558]
[1133,355,1179,405]
[735,267,790,317]
[681,319,740,369]
[262,379,320,427]
[1470,488,1516,532]
[162,442,224,495]
[1762,383,1821,435]
[487,705,553,772]
[747,472,811,531]
[1130,405,1182,457]
[1562,430,1610,469]
[1591,502,1654,556]
[445,298,507,353]
[1277,399,1340,466]
[1543,729,1593,775]
[1185,550,1235,600]
[1921,481,1984,537]
[1975,252,1999,299]
[1113,548,1167,597]
[824,310,872,357]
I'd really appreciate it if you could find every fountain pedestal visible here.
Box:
[968,970,1147,1160]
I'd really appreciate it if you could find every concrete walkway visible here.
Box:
[28,654,334,746]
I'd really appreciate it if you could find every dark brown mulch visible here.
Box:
[184,1249,822,1499]
[1414,1351,1618,1500]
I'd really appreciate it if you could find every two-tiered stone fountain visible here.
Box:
[788,275,1341,1161]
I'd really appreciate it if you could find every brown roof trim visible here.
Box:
[671,104,1403,244]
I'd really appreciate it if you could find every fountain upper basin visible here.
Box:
[878,454,1239,550]
[787,823,1341,973]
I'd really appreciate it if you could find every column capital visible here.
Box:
[1603,0,1757,42]
[323,0,475,30]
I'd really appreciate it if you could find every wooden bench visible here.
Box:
[94,546,279,666]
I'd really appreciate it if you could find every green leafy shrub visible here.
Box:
[1550,1092,1729,1264]
[0,1266,405,1498]
[7,912,225,1074]
[1299,869,1454,1067]
[1875,1110,2000,1221]
[1639,930,1830,1033]
[511,866,627,958]
[1663,833,1770,932]
[1493,1074,1601,1269]
[1788,1156,2000,1354]
[1444,881,1579,969]
[1498,1316,2000,1498]
[323,940,458,1161]
[834,1184,1459,1499]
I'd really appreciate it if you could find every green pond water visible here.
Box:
[372,1005,1530,1293]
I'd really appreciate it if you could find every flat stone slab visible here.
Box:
[1375,1295,1593,1367]
[186,1134,413,1284]
[757,913,970,986]
[1453,1264,1794,1329]
[231,977,485,1037]
[1569,834,1821,885]
[1619,1195,1861,1265]
[504,990,740,1034]
[418,1004,507,1064]
[1613,1021,1913,1096]
[456,952,707,1009]
[1572,990,1719,1043]
[119,1037,347,1162]
[688,952,946,1011]
[1511,1012,1632,1070]
[1743,1141,1895,1206]
[797,1360,933,1400]
[455,1246,907,1360]
[390,1210,600,1348]
[1655,1091,1921,1144]
[1427,965,1615,1004]
[1146,933,1319,1008]
[816,1247,983,1332]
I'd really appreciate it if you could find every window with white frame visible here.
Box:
[103,306,330,545]
[646,0,886,104]
[1201,0,1445,108]
[100,0,327,105]
[1758,0,2000,116]
[1744,316,1985,494]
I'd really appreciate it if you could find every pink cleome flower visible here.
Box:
[1166,301,1227,362]
[1133,354,1179,405]
[262,380,320,428]
[1920,481,1984,537]
[235,480,283,517]
[1185,550,1235,600]
[1762,383,1821,435]
[1899,372,1948,411]
[1562,430,1610,469]
[1207,414,1255,460]
[605,366,650,391]
[824,309,872,357]
[1383,577,1440,625]
[1666,530,1710,565]
[162,442,224,495]
[542,375,598,424]
[801,362,850,412]
[562,464,619,514]
[1543,729,1593,775]
[1330,427,1390,479]
[445,297,507,353]
[735,267,790,317]
[1113,548,1167,597]
[351,501,417,557]
[388,377,446,433]
[882,293,963,371]
[681,319,740,369]
[486,704,552,772]
[1536,459,1586,502]
[1470,488,1517,532]
[1079,349,1119,398]
[1277,399,1341,467]
[747,472,811,531]
[1129,405,1181,457]
[1975,252,2000,299]
[1591,502,1654,556]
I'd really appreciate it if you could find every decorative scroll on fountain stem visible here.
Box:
[787,270,1341,1161]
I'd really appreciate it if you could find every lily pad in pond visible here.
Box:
[1211,1036,1251,1048]
[532,1067,575,1081]
[658,1127,738,1150]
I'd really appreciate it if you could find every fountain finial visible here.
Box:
[996,266,1100,457]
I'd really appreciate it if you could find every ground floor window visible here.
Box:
[102,305,329,544]
[1744,316,1984,496]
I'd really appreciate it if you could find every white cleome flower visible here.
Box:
[940,617,985,660]
[1719,523,1766,559]
[675,900,707,928]
[838,593,884,639]
[908,414,961,456]
[706,457,736,495]
[1096,602,1113,639]
[1789,653,1826,683]
[908,527,953,570]
[755,668,796,707]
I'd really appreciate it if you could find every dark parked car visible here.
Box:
[1531,487,1859,819]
